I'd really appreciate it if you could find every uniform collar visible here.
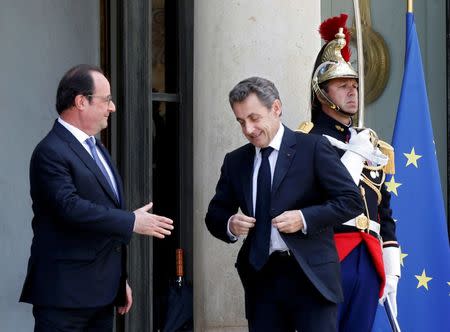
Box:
[314,111,351,142]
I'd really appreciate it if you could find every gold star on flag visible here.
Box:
[404,147,422,168]
[385,176,402,196]
[415,269,432,290]
[400,247,408,267]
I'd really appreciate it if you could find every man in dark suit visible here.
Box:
[205,77,363,331]
[20,64,174,331]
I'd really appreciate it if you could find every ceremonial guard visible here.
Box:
[298,14,401,331]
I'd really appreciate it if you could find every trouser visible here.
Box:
[338,243,381,332]
[33,304,114,332]
[247,251,337,332]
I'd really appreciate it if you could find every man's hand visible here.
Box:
[229,213,255,237]
[380,247,401,317]
[380,275,399,317]
[133,202,174,238]
[272,210,304,233]
[117,281,133,315]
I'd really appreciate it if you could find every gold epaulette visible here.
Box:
[296,121,314,134]
[378,140,395,174]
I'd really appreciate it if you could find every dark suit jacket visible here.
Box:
[20,121,135,308]
[205,126,363,305]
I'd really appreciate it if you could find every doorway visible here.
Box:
[101,0,193,330]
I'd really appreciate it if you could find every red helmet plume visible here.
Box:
[318,13,351,62]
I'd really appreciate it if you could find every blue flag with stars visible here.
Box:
[373,11,450,332]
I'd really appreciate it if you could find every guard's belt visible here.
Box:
[343,216,380,235]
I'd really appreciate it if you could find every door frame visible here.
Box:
[100,0,194,330]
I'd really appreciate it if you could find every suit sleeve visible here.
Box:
[301,137,364,234]
[30,143,134,244]
[205,153,239,243]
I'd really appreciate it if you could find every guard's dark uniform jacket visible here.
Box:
[305,111,399,296]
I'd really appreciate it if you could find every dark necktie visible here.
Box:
[249,146,274,271]
[86,137,118,200]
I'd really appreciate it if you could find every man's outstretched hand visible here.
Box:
[133,202,174,238]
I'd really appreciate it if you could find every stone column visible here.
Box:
[194,1,321,330]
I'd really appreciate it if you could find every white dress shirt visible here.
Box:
[228,124,307,253]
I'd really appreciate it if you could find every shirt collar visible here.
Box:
[57,117,91,145]
[255,124,284,155]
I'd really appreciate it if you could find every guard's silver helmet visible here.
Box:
[311,14,358,114]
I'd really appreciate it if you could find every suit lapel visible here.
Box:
[240,144,255,217]
[70,141,120,206]
[272,127,296,196]
[53,121,120,206]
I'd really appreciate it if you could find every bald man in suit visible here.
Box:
[20,64,174,331]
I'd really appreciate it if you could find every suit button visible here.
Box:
[115,246,121,253]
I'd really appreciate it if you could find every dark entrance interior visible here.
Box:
[151,0,193,330]
[100,0,193,331]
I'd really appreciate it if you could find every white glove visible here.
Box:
[324,128,388,171]
[340,150,364,185]
[346,128,380,162]
[323,129,372,185]
[348,127,372,147]
[381,275,399,317]
[380,247,401,317]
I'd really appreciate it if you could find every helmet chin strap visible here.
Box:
[311,61,355,119]
[315,88,354,118]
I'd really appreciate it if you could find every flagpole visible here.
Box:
[353,0,365,127]
[407,0,413,13]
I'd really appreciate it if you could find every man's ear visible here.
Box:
[74,94,87,110]
[272,99,282,116]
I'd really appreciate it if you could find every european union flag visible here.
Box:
[373,11,450,332]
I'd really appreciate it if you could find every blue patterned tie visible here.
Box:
[86,137,118,200]
[249,146,274,271]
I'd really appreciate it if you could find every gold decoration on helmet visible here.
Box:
[314,28,358,85]
[311,14,359,114]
